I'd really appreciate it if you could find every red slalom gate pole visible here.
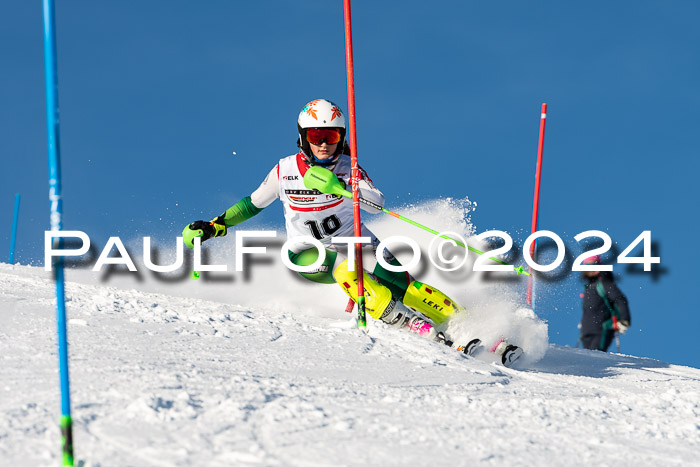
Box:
[343,0,366,328]
[527,103,547,308]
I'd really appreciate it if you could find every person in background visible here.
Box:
[579,255,631,352]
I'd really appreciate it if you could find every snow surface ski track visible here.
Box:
[2,264,699,466]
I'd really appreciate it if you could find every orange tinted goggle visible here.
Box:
[306,128,341,145]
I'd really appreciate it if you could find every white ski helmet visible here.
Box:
[297,98,347,165]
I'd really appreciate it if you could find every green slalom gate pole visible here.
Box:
[304,166,530,277]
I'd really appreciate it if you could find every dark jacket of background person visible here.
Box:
[580,271,631,351]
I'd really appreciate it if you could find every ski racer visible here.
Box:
[182,98,522,366]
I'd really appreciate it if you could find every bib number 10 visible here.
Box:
[305,215,342,240]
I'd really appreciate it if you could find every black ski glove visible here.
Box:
[182,217,227,249]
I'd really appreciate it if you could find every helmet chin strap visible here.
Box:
[312,154,337,166]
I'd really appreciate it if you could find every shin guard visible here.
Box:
[402,281,460,324]
[334,259,395,320]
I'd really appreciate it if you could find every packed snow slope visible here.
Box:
[1,261,699,467]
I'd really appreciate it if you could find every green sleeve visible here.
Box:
[217,196,264,227]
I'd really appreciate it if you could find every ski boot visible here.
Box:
[380,301,439,340]
[490,337,523,367]
[406,314,437,338]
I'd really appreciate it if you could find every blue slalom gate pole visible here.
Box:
[42,0,74,464]
[9,193,20,264]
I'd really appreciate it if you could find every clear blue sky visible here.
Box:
[2,1,698,367]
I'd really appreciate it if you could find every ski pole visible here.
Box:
[304,166,529,276]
